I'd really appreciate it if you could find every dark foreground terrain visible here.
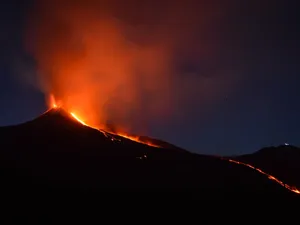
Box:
[0,108,298,224]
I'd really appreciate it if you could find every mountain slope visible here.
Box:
[0,108,298,223]
[0,108,290,191]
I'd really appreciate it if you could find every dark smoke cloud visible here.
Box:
[25,0,237,134]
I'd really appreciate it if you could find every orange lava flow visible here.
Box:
[70,112,88,126]
[46,95,161,149]
[223,158,300,195]
[112,132,160,148]
[69,111,160,148]
[48,94,159,147]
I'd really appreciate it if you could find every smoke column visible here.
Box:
[25,0,230,134]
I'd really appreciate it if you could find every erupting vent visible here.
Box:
[47,94,161,148]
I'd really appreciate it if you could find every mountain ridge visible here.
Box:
[0,108,299,223]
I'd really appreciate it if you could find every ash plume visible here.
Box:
[25,0,234,134]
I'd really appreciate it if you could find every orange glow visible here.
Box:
[46,94,160,148]
[49,94,58,108]
[26,0,176,135]
[223,158,300,195]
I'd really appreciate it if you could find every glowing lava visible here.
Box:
[70,112,88,126]
[222,158,300,195]
[68,111,160,147]
[112,132,160,148]
[48,95,160,148]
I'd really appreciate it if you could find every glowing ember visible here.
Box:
[223,158,300,195]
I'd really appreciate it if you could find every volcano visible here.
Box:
[0,108,299,223]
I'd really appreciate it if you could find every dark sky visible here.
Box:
[0,0,299,155]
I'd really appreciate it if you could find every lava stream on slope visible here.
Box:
[63,107,300,195]
[57,108,160,148]
[222,158,300,195]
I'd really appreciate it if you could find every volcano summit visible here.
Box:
[0,108,299,223]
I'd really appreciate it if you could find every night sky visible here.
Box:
[0,0,299,155]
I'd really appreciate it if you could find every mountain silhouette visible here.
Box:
[0,108,298,224]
